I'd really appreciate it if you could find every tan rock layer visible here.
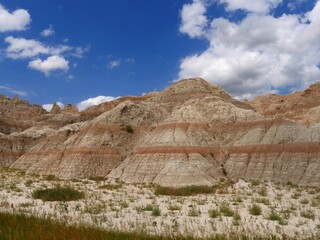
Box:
[23,147,120,156]
[136,143,320,155]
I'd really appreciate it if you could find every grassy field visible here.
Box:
[1,168,320,239]
[0,212,306,240]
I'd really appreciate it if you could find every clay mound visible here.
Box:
[80,96,151,120]
[3,78,320,187]
[63,104,79,114]
[0,95,47,134]
[250,82,320,124]
[109,92,262,186]
[11,121,146,179]
[50,103,62,114]
[148,78,253,110]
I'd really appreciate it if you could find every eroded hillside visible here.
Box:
[1,78,320,187]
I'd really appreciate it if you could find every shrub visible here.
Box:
[151,206,161,217]
[219,203,234,217]
[136,204,160,216]
[32,186,84,201]
[188,205,201,217]
[233,212,241,225]
[251,179,261,186]
[249,204,262,216]
[168,204,181,211]
[125,125,134,133]
[45,175,58,181]
[300,199,309,204]
[258,187,268,196]
[155,185,215,196]
[300,209,315,220]
[268,210,282,221]
[209,209,220,218]
[255,198,270,205]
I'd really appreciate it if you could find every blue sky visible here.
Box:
[0,0,319,110]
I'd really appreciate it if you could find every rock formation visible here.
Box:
[1,78,320,186]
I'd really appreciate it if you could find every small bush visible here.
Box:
[268,210,282,221]
[255,198,270,205]
[136,204,160,216]
[300,199,309,204]
[168,204,181,211]
[155,185,215,196]
[209,209,220,218]
[220,203,234,217]
[188,205,201,217]
[249,204,262,216]
[251,179,261,186]
[233,212,241,225]
[291,192,301,199]
[152,206,161,217]
[125,125,134,133]
[258,187,268,196]
[32,186,84,201]
[300,209,315,220]
[45,175,59,181]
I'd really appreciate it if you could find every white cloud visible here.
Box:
[42,102,64,111]
[28,55,69,76]
[0,86,28,96]
[5,36,90,60]
[71,44,91,58]
[179,0,208,38]
[125,58,135,63]
[178,0,320,99]
[109,60,121,69]
[0,4,30,32]
[41,25,55,37]
[77,96,118,111]
[220,0,282,14]
[5,36,72,59]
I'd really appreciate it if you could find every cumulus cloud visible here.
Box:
[109,60,121,69]
[28,55,69,76]
[0,4,30,32]
[178,0,320,99]
[42,101,64,112]
[220,0,282,14]
[5,36,72,59]
[179,0,208,38]
[77,96,118,111]
[41,25,55,37]
[5,36,90,59]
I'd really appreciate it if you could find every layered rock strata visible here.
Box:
[1,78,320,186]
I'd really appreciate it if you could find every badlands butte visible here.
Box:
[1,78,320,187]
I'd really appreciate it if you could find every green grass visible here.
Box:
[219,203,234,217]
[267,210,282,221]
[151,206,161,217]
[32,186,84,201]
[154,185,215,196]
[209,209,220,218]
[0,212,314,240]
[249,204,262,216]
[300,209,315,220]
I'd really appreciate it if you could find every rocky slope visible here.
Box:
[1,78,320,186]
